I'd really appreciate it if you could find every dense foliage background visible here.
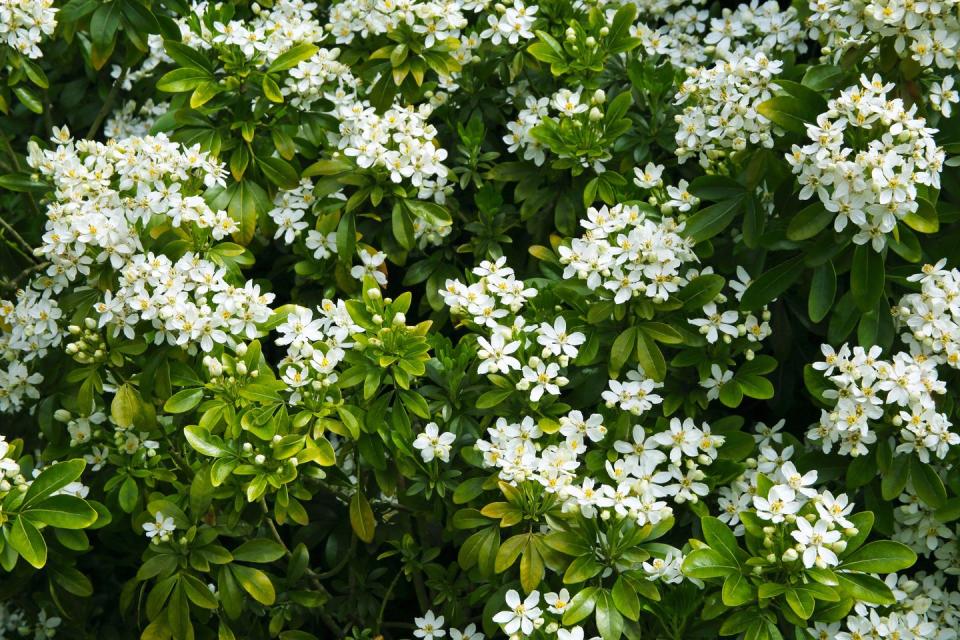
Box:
[1,0,959,638]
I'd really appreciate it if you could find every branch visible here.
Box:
[257,498,343,636]
[85,67,128,140]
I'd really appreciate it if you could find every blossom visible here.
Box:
[537,317,585,358]
[492,590,541,636]
[753,484,800,523]
[414,610,446,640]
[413,423,456,463]
[143,512,176,541]
[791,518,841,568]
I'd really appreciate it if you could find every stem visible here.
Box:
[375,570,403,634]
[85,67,128,140]
[1,261,49,290]
[0,215,39,264]
[257,498,343,637]
[0,128,44,238]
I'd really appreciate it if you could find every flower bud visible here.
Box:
[782,548,798,562]
[254,454,266,465]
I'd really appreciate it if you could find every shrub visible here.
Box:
[0,0,959,639]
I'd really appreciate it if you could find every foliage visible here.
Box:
[1,0,960,639]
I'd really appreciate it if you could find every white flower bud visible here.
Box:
[254,454,266,465]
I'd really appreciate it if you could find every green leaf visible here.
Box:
[785,588,815,619]
[24,459,86,507]
[836,572,895,605]
[678,275,725,309]
[787,202,832,241]
[902,198,938,233]
[701,517,745,565]
[612,575,641,620]
[808,261,836,323]
[51,566,94,597]
[0,173,48,193]
[881,459,909,500]
[191,81,222,108]
[157,67,212,93]
[336,212,356,261]
[182,574,219,609]
[841,541,917,573]
[164,388,203,414]
[563,555,604,584]
[850,244,885,312]
[184,425,229,457]
[262,75,284,103]
[164,41,215,73]
[258,156,299,190]
[909,457,947,508]
[681,548,738,579]
[635,329,665,381]
[392,203,415,250]
[476,388,513,410]
[610,327,637,373]
[90,1,122,46]
[12,86,43,114]
[111,383,141,429]
[519,538,543,592]
[349,491,376,543]
[562,586,598,625]
[224,179,269,246]
[230,565,275,605]
[757,96,816,134]
[232,538,286,563]
[596,591,625,640]
[269,44,320,72]
[688,175,744,201]
[25,495,97,529]
[9,516,47,568]
[118,476,139,513]
[683,197,743,243]
[722,573,754,606]
[740,255,804,310]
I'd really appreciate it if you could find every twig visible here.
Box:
[375,570,403,635]
[1,260,49,290]
[0,129,44,236]
[85,67,128,140]
[257,498,343,637]
[0,216,39,264]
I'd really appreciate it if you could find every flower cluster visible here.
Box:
[26,130,230,295]
[632,0,805,68]
[897,259,960,370]
[674,52,783,166]
[333,98,452,204]
[558,203,696,303]
[810,343,956,461]
[810,571,960,640]
[274,301,363,405]
[103,99,170,140]
[504,86,613,170]
[97,251,275,353]
[0,0,57,59]
[808,0,960,73]
[787,75,945,251]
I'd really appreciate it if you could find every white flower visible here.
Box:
[791,518,841,568]
[544,588,571,614]
[700,364,732,401]
[142,512,176,541]
[753,484,801,523]
[689,303,738,344]
[537,317,585,358]
[414,610,446,640]
[520,361,563,402]
[413,423,456,463]
[492,589,541,636]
